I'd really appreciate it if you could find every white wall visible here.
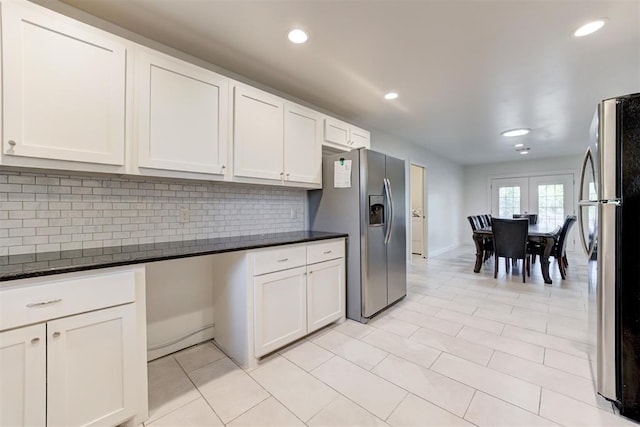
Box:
[462,154,583,244]
[371,131,464,257]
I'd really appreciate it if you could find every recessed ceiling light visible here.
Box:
[520,150,529,155]
[288,29,308,44]
[384,92,399,100]
[501,128,531,137]
[514,143,524,148]
[574,19,607,37]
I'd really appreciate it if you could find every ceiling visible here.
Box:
[58,0,640,165]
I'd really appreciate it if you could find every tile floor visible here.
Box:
[145,246,637,426]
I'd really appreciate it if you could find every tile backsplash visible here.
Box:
[0,170,306,256]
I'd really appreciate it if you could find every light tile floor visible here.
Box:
[145,246,637,426]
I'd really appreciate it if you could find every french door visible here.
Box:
[491,174,575,250]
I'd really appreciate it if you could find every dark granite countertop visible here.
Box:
[0,231,347,282]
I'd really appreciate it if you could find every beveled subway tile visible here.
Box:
[363,328,441,369]
[410,326,494,366]
[488,351,597,407]
[436,308,505,334]
[431,353,541,413]
[312,330,388,370]
[389,307,463,336]
[249,356,338,422]
[372,354,475,417]
[388,393,473,426]
[311,356,407,420]
[464,391,559,427]
[457,326,544,363]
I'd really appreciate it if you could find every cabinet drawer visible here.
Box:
[0,270,136,331]
[307,239,345,265]
[253,246,306,276]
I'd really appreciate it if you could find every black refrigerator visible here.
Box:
[578,92,640,420]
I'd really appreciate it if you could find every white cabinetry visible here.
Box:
[0,267,147,427]
[0,324,46,427]
[233,84,284,182]
[1,0,130,172]
[284,103,322,186]
[213,238,345,368]
[135,47,229,178]
[232,82,322,188]
[323,116,371,151]
[254,266,307,357]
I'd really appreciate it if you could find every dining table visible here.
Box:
[472,223,561,284]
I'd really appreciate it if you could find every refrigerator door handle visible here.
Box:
[383,178,394,244]
[578,147,595,257]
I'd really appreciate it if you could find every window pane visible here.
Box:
[498,186,520,218]
[537,184,564,228]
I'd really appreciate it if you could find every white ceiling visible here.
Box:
[58,0,640,165]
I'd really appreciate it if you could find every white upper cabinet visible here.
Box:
[284,103,322,186]
[1,0,129,169]
[135,47,229,177]
[233,84,284,181]
[323,116,371,151]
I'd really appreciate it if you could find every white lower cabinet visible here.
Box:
[0,323,46,427]
[0,267,146,427]
[254,266,307,357]
[307,258,345,333]
[47,304,137,427]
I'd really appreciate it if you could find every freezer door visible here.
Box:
[362,150,388,317]
[385,155,407,304]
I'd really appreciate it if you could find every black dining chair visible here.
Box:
[492,218,530,282]
[513,213,538,225]
[529,215,577,280]
[468,215,493,261]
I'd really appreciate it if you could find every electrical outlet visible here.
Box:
[178,206,190,223]
[290,207,297,220]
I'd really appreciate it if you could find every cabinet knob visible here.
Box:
[280,172,284,176]
[221,165,226,171]
[286,173,290,178]
[309,271,313,274]
[31,338,40,344]
[7,140,16,147]
[52,332,61,338]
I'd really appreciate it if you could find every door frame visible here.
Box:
[487,168,579,251]
[410,162,428,259]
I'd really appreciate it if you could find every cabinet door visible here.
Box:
[284,103,322,186]
[307,258,345,333]
[136,48,229,175]
[47,304,136,427]
[254,267,307,357]
[324,117,351,147]
[233,85,284,181]
[0,323,46,427]
[2,1,127,165]
[350,126,371,149]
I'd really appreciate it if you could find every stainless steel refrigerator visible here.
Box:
[308,148,406,323]
[578,92,640,420]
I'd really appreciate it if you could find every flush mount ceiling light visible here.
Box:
[501,128,531,137]
[384,92,399,100]
[574,19,607,37]
[519,150,530,155]
[514,143,524,148]
[287,29,308,44]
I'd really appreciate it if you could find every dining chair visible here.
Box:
[528,215,577,279]
[513,213,538,225]
[492,218,530,282]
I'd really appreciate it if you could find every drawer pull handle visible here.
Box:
[31,338,40,344]
[26,298,62,308]
[277,258,289,262]
[323,250,332,254]
[52,332,61,338]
